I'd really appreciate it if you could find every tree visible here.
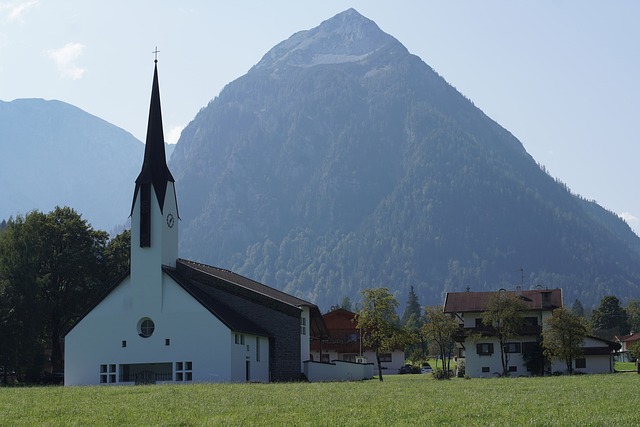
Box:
[626,299,640,334]
[401,286,427,362]
[422,306,458,378]
[571,299,585,317]
[628,341,640,361]
[481,292,527,376]
[355,288,407,382]
[339,296,352,311]
[104,229,131,284]
[401,286,422,325]
[590,295,629,339]
[0,212,48,380]
[0,207,116,380]
[542,307,588,375]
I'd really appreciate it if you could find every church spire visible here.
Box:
[131,59,175,217]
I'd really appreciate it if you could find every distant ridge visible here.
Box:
[0,98,144,231]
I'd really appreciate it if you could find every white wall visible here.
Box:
[65,274,258,385]
[310,349,405,375]
[304,360,374,382]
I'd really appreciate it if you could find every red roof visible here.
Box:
[443,289,563,313]
[615,332,640,344]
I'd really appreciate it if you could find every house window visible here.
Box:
[379,353,392,363]
[476,343,494,355]
[509,366,518,373]
[137,318,155,338]
[175,361,193,382]
[475,318,484,327]
[321,354,330,363]
[122,340,127,348]
[256,337,260,362]
[504,343,521,353]
[482,367,490,373]
[524,317,538,327]
[235,333,245,345]
[575,358,586,369]
[301,317,307,335]
[165,338,170,346]
[99,364,116,383]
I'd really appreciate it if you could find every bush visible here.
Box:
[432,369,450,380]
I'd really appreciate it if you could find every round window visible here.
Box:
[138,318,155,338]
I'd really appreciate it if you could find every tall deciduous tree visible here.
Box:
[590,295,629,339]
[355,288,406,382]
[481,292,527,376]
[0,207,118,380]
[626,299,640,334]
[542,307,588,375]
[423,306,458,378]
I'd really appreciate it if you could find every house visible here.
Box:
[64,61,328,385]
[443,288,619,377]
[309,308,404,376]
[614,332,640,361]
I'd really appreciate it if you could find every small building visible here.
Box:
[614,332,640,361]
[444,288,619,377]
[64,61,327,385]
[309,308,404,376]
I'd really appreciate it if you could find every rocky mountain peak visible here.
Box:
[253,8,403,71]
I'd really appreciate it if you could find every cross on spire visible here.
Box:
[153,47,160,63]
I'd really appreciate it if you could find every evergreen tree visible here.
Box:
[571,299,585,317]
[401,286,422,325]
[339,296,352,311]
[590,295,629,339]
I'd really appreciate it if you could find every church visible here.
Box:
[64,60,328,385]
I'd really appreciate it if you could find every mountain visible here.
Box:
[0,98,144,232]
[170,9,640,310]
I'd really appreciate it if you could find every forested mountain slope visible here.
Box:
[170,9,640,309]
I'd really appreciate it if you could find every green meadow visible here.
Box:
[1,374,639,426]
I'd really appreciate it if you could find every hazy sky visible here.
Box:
[1,1,639,233]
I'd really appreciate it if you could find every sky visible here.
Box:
[1,1,639,234]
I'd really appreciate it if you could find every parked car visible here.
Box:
[420,364,433,374]
[398,365,414,374]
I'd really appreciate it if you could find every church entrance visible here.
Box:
[120,363,172,384]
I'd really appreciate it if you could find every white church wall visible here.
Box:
[230,333,270,382]
[65,274,236,385]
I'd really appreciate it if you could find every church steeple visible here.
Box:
[130,58,179,253]
[131,61,175,217]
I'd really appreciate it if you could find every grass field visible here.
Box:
[1,373,639,426]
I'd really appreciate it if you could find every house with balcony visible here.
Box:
[444,288,619,377]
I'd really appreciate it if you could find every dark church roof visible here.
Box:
[131,62,176,216]
[177,259,329,338]
[163,266,270,337]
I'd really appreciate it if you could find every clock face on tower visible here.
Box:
[166,213,175,228]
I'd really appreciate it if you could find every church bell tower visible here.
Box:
[130,58,179,312]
